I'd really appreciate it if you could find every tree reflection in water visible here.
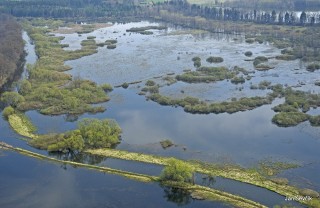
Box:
[200,174,216,188]
[162,186,192,206]
[49,152,106,167]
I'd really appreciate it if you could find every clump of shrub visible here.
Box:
[245,38,255,44]
[176,66,235,83]
[139,31,153,35]
[255,64,274,71]
[163,76,177,85]
[1,91,25,107]
[107,44,116,49]
[244,51,253,57]
[100,83,113,92]
[272,104,298,113]
[19,80,32,95]
[309,115,320,126]
[192,56,201,62]
[30,118,121,152]
[299,188,319,198]
[270,177,289,185]
[105,39,117,44]
[160,158,193,183]
[145,80,156,86]
[2,106,15,119]
[253,56,268,67]
[160,139,174,149]
[122,82,129,88]
[272,112,309,127]
[142,85,159,94]
[275,54,296,61]
[192,57,201,68]
[255,37,264,44]
[80,39,96,46]
[231,76,245,84]
[253,56,271,70]
[149,93,272,115]
[258,80,272,90]
[96,43,106,47]
[126,26,167,34]
[87,36,96,40]
[206,56,224,63]
[306,63,320,72]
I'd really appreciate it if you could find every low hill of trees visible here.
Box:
[0,14,24,90]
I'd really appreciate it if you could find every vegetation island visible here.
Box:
[1,0,320,207]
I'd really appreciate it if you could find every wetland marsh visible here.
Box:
[1,20,320,207]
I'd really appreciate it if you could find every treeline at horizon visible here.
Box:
[1,0,320,26]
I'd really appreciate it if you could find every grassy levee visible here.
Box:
[0,142,268,208]
[162,181,266,208]
[1,143,156,183]
[87,148,320,208]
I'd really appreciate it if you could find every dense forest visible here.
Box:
[0,0,139,19]
[224,0,320,11]
[1,0,319,26]
[0,14,24,90]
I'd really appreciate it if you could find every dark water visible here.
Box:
[0,151,229,208]
[1,22,319,207]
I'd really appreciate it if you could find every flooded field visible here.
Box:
[1,21,320,207]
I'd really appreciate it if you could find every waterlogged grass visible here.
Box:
[8,113,38,139]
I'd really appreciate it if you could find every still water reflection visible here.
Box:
[0,151,229,208]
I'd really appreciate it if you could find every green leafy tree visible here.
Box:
[160,158,194,183]
[2,106,15,119]
[48,130,84,152]
[1,91,25,107]
[79,118,121,148]
[300,11,307,25]
[19,79,32,95]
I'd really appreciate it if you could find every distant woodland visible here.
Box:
[0,14,24,89]
[1,0,320,26]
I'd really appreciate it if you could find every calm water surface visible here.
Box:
[1,21,319,207]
